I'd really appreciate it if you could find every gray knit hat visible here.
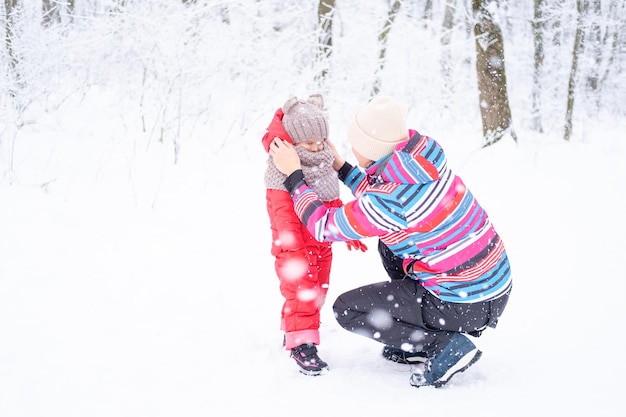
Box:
[282,94,329,144]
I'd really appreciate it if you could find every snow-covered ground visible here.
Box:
[2,112,624,416]
[1,2,625,416]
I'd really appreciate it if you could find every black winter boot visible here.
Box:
[290,343,329,376]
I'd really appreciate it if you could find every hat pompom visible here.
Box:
[282,96,300,114]
[307,94,324,110]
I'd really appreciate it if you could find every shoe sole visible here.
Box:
[433,348,482,388]
[384,355,428,365]
[297,366,329,376]
[291,353,329,376]
[382,350,429,365]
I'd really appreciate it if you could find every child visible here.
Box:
[261,94,366,376]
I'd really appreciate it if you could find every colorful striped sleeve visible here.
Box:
[283,169,385,243]
[338,163,370,198]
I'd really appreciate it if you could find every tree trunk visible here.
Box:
[531,0,544,132]
[316,0,334,84]
[551,0,566,46]
[66,0,75,23]
[423,0,433,24]
[42,0,61,27]
[371,0,402,97]
[440,0,457,99]
[584,0,601,94]
[3,0,20,176]
[564,0,584,141]
[4,0,19,86]
[472,0,516,146]
[599,0,621,89]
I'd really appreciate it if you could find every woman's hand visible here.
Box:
[269,138,302,175]
[326,140,345,171]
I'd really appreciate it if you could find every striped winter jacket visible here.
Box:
[284,130,512,303]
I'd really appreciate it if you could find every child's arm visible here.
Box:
[267,189,307,251]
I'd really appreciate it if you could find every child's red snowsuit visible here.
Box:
[263,108,342,350]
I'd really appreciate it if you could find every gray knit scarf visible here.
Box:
[264,145,340,201]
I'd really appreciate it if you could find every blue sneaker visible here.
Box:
[409,333,482,388]
[382,345,428,364]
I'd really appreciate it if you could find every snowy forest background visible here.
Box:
[1,1,625,416]
[2,0,624,186]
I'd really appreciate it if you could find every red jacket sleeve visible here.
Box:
[261,108,293,152]
[266,189,308,255]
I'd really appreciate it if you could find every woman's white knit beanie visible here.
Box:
[347,96,409,162]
